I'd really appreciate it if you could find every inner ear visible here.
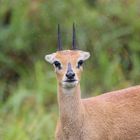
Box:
[45,53,56,64]
[80,51,90,61]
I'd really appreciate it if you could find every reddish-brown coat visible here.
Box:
[45,50,140,140]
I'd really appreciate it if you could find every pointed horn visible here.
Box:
[57,24,62,51]
[72,23,77,50]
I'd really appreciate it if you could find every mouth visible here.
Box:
[64,79,77,83]
[62,79,78,88]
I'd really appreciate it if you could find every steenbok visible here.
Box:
[45,24,140,140]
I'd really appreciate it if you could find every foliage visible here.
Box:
[0,0,140,139]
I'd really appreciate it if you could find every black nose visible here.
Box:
[66,71,75,80]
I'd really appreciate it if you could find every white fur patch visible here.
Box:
[80,51,90,61]
[45,53,56,64]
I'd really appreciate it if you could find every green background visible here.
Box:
[0,0,140,139]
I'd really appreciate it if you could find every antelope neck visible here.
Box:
[58,84,81,101]
[57,84,83,123]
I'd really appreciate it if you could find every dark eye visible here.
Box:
[77,60,84,68]
[53,61,61,69]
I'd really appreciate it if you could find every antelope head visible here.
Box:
[45,24,90,89]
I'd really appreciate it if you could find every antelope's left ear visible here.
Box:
[45,53,56,64]
[80,51,90,61]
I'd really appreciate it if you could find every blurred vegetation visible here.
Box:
[0,0,140,139]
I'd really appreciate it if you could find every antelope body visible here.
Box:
[45,24,140,140]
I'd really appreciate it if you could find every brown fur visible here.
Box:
[46,50,140,140]
[56,85,140,140]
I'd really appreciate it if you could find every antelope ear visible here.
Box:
[45,53,56,64]
[80,51,90,61]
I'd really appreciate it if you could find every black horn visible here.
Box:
[72,23,77,50]
[57,24,62,51]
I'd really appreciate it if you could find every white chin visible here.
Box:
[62,81,79,88]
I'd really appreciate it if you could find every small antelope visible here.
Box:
[45,24,140,140]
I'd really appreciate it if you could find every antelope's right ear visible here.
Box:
[45,53,56,64]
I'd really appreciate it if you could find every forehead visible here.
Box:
[55,50,80,61]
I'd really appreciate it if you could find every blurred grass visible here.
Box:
[1,0,140,139]
[0,61,57,140]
